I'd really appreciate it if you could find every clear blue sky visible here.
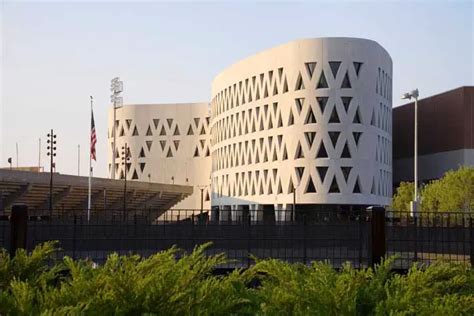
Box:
[1,1,473,178]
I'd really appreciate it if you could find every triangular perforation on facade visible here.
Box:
[329,106,340,123]
[371,109,376,126]
[328,61,341,79]
[353,176,362,193]
[316,166,328,183]
[295,72,305,90]
[263,84,269,98]
[288,177,294,194]
[153,119,160,129]
[200,126,206,135]
[305,132,316,148]
[187,125,194,135]
[328,176,340,193]
[146,125,153,136]
[341,142,351,158]
[132,126,139,136]
[278,67,283,80]
[255,86,260,100]
[193,146,199,157]
[316,97,328,114]
[267,181,273,195]
[273,84,278,96]
[167,118,174,128]
[305,107,317,124]
[173,126,180,136]
[194,118,200,128]
[277,179,283,194]
[283,77,289,93]
[317,70,329,89]
[139,147,146,158]
[294,141,304,159]
[295,98,304,114]
[200,139,205,150]
[305,176,317,193]
[353,132,362,146]
[125,119,132,129]
[173,140,180,150]
[132,169,139,180]
[305,62,317,79]
[139,162,146,172]
[295,166,305,181]
[341,166,352,182]
[275,113,282,128]
[328,131,340,148]
[146,140,152,151]
[316,141,328,158]
[205,147,210,157]
[159,126,166,136]
[166,147,173,158]
[160,140,166,151]
[353,62,363,77]
[353,107,362,124]
[341,97,352,112]
[341,71,352,88]
[120,126,125,137]
[282,145,288,160]
[288,108,294,126]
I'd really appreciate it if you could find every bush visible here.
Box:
[0,243,473,315]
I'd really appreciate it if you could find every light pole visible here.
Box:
[402,89,419,216]
[7,157,12,170]
[111,77,123,179]
[47,130,57,216]
[198,185,208,213]
[121,143,131,215]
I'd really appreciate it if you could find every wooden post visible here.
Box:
[10,204,28,257]
[367,206,386,267]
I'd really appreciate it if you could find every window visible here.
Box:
[317,70,329,89]
[341,166,352,182]
[341,142,351,158]
[329,106,340,123]
[305,62,317,78]
[341,72,351,88]
[295,72,305,90]
[316,142,328,158]
[305,177,317,193]
[317,166,328,183]
[328,131,340,148]
[328,61,341,78]
[329,176,340,193]
[316,97,328,114]
[341,97,352,112]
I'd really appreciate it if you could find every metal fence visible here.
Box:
[1,207,472,270]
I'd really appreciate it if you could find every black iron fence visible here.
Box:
[1,206,472,270]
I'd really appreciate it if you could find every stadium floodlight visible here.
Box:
[111,77,124,179]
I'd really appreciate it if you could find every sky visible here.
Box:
[1,0,473,178]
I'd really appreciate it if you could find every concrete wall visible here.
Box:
[210,38,393,208]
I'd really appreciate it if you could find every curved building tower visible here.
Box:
[210,38,392,215]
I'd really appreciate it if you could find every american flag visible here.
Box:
[90,108,97,161]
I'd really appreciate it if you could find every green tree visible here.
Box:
[391,181,415,212]
[422,166,474,212]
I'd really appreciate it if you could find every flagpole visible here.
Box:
[88,96,93,222]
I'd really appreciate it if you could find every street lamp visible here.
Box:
[401,89,419,216]
[111,77,123,179]
[7,157,12,170]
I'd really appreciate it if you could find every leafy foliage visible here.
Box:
[392,166,474,213]
[0,243,473,315]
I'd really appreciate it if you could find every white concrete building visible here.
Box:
[108,37,393,213]
[108,103,212,210]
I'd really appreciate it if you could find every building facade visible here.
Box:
[211,38,393,214]
[108,103,212,210]
[393,86,474,185]
[108,38,393,213]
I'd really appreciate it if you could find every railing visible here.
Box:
[1,206,472,269]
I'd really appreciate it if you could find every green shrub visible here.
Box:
[0,243,472,315]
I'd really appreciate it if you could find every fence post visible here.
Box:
[10,204,28,257]
[367,206,386,267]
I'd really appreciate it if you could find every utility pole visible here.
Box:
[47,130,57,216]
